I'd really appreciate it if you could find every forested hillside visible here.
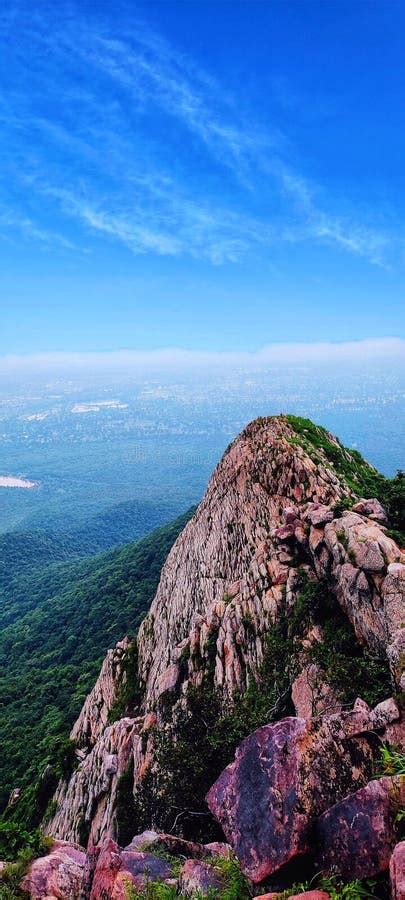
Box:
[0,497,190,629]
[0,509,193,810]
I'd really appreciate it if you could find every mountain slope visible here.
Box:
[46,416,404,857]
[0,509,193,809]
[0,497,189,629]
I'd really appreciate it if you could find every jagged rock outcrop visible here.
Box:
[137,417,355,703]
[45,416,405,885]
[49,716,142,846]
[72,638,131,751]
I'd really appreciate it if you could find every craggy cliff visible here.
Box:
[5,416,405,898]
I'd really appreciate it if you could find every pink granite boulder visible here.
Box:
[352,498,387,523]
[89,835,174,899]
[285,893,331,900]
[316,776,405,879]
[206,713,375,882]
[204,841,233,858]
[20,840,86,899]
[126,830,202,857]
[253,893,331,900]
[179,859,224,896]
[275,523,296,541]
[306,504,334,527]
[390,842,405,900]
[80,843,101,900]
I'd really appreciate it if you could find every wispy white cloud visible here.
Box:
[26,172,275,264]
[0,3,399,268]
[0,207,79,251]
[0,338,403,375]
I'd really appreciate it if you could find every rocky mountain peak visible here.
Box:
[137,415,355,702]
[34,415,404,897]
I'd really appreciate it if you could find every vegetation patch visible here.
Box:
[115,757,138,848]
[276,873,387,900]
[123,854,249,899]
[377,743,405,777]
[294,571,391,707]
[0,825,52,899]
[108,641,144,724]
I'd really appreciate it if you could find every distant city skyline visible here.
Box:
[1,0,405,355]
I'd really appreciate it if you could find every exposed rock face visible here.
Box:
[72,639,131,751]
[48,717,141,845]
[20,840,86,899]
[137,418,354,703]
[291,663,342,719]
[46,416,405,859]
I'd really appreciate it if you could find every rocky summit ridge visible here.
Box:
[2,415,405,899]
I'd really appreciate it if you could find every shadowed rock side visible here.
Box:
[34,415,405,897]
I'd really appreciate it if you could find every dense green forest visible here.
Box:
[0,493,185,569]
[0,497,189,629]
[0,509,193,810]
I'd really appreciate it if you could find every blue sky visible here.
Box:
[1,0,405,357]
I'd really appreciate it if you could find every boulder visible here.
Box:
[306,504,334,527]
[253,893,331,900]
[125,829,208,860]
[285,894,331,900]
[316,776,404,879]
[204,841,232,858]
[351,539,386,573]
[89,836,174,899]
[371,697,400,730]
[88,837,121,899]
[125,830,159,851]
[390,842,405,900]
[206,712,375,882]
[385,715,405,752]
[157,662,180,698]
[282,506,299,524]
[275,524,296,541]
[20,840,86,900]
[179,859,224,896]
[352,498,387,522]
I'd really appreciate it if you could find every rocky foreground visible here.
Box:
[2,416,404,898]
